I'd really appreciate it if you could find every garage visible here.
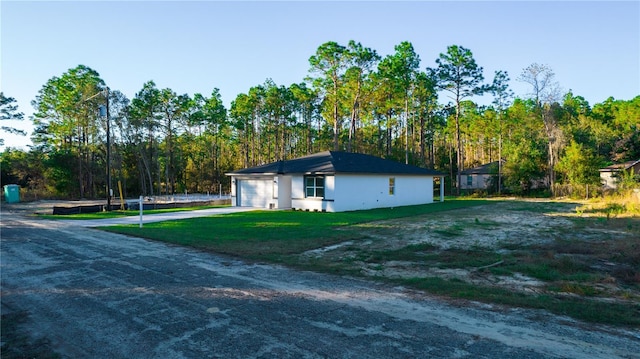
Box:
[238,179,274,208]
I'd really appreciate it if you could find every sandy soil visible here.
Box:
[303,200,640,301]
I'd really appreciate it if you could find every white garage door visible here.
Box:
[239,179,273,208]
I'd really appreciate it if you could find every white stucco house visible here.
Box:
[226,151,445,212]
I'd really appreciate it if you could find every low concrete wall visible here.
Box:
[52,198,231,215]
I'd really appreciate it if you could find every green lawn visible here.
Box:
[104,199,490,258]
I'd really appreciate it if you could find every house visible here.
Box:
[459,161,501,191]
[599,159,640,189]
[226,151,445,212]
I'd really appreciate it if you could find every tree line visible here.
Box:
[1,41,639,200]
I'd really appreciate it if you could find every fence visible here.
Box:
[552,183,608,199]
[51,193,231,215]
[127,195,230,210]
[142,192,230,203]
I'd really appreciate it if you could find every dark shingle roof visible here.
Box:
[599,159,640,172]
[227,151,444,176]
[460,161,501,175]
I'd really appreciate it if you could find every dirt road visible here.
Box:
[1,210,639,358]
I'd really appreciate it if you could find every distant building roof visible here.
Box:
[460,161,501,175]
[227,151,445,176]
[599,159,640,172]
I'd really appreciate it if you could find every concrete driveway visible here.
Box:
[1,209,639,358]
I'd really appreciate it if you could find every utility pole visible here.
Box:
[98,87,111,211]
[106,87,111,211]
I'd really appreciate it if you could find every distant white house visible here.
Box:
[459,161,501,191]
[599,159,640,189]
[226,151,445,212]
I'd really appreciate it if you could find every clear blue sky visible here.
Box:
[2,0,639,149]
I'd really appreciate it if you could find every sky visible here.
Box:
[1,0,639,150]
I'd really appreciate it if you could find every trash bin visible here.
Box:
[3,184,20,203]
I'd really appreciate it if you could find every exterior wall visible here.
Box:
[291,175,335,212]
[333,174,433,212]
[292,174,434,212]
[276,175,292,209]
[459,174,492,190]
[600,172,617,189]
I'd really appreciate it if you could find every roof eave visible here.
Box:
[226,171,281,176]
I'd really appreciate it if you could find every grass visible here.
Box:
[104,199,491,258]
[432,224,465,237]
[300,240,640,326]
[398,277,638,326]
[39,205,227,220]
[510,201,579,213]
[575,189,640,218]
[102,197,640,328]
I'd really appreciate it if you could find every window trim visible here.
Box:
[305,175,325,198]
[389,177,395,195]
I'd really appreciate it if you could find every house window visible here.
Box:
[389,177,395,195]
[305,176,325,198]
[467,175,473,186]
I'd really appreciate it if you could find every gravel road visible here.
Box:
[1,209,639,358]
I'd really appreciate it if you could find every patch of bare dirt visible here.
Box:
[303,200,640,301]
